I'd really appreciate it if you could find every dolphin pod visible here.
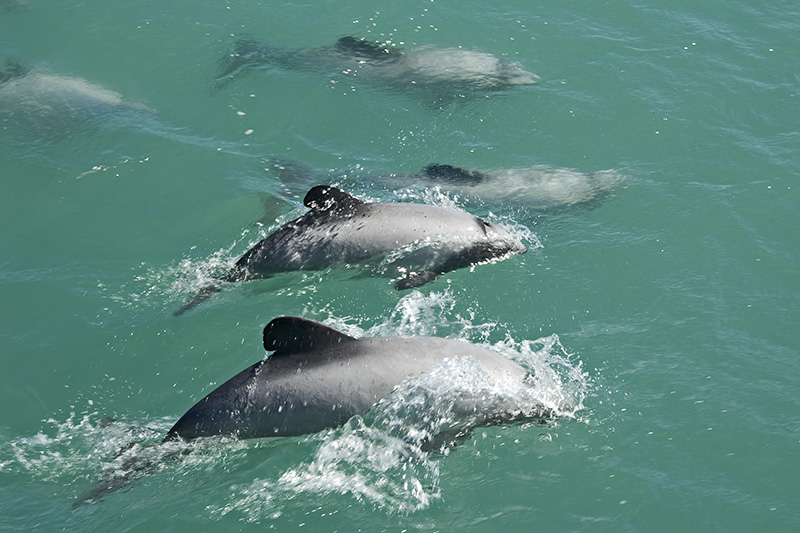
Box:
[216,35,539,98]
[174,185,526,315]
[70,30,586,508]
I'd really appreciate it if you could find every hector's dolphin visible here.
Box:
[415,164,624,210]
[167,316,550,441]
[216,35,538,98]
[174,185,526,315]
[0,59,152,136]
[74,316,551,506]
[270,161,625,212]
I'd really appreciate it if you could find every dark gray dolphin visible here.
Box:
[216,35,538,97]
[174,185,526,315]
[74,316,551,506]
[166,316,549,441]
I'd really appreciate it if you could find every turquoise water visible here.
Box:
[2,0,799,530]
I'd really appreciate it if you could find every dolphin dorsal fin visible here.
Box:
[335,36,399,61]
[303,185,364,215]
[423,164,487,186]
[263,316,357,354]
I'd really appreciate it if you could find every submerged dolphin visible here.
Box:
[168,316,550,441]
[0,59,152,133]
[271,161,625,212]
[216,35,539,97]
[415,164,624,210]
[174,185,526,315]
[0,0,27,13]
[75,316,551,506]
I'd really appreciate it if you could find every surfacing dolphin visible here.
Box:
[215,35,538,98]
[174,185,526,315]
[167,316,550,440]
[75,316,551,506]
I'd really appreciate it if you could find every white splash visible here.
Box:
[210,291,588,521]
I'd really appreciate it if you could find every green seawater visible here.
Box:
[1,0,798,530]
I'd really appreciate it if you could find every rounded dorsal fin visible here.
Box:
[303,185,364,214]
[335,36,399,61]
[263,316,357,354]
[422,164,487,186]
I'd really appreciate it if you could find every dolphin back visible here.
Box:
[164,317,362,441]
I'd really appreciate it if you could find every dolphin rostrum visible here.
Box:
[174,185,526,315]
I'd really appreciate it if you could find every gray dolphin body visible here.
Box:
[216,35,538,96]
[166,316,548,441]
[0,59,152,132]
[272,162,624,212]
[414,164,624,210]
[75,317,549,506]
[174,185,526,314]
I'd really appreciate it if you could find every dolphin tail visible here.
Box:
[73,440,190,508]
[213,38,287,90]
[173,281,225,316]
[173,264,254,316]
[0,58,27,84]
[73,465,151,508]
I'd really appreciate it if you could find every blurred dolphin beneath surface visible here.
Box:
[0,0,26,13]
[414,163,625,209]
[268,161,625,211]
[0,58,153,134]
[215,35,539,97]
